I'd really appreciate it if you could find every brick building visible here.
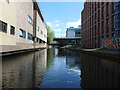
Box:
[81,2,115,48]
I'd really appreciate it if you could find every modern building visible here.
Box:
[66,27,81,45]
[114,2,120,38]
[33,2,47,44]
[81,2,115,48]
[0,0,47,53]
[66,27,81,38]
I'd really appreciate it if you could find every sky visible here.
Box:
[38,2,84,38]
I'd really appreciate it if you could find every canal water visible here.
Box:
[2,48,120,88]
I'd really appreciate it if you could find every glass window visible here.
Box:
[28,33,32,40]
[28,16,33,24]
[10,25,15,35]
[0,20,7,33]
[37,26,39,31]
[41,30,43,35]
[19,29,26,38]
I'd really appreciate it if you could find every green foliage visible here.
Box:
[47,48,54,68]
[47,25,54,44]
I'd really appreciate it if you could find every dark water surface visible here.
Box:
[2,48,120,88]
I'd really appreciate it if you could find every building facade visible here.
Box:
[66,27,81,38]
[81,2,115,48]
[0,0,47,53]
[114,2,120,37]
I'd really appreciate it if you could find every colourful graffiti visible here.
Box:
[101,37,120,49]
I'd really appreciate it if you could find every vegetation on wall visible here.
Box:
[47,25,54,44]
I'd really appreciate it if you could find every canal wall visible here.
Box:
[65,47,120,60]
[0,44,47,56]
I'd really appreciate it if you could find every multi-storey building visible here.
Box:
[0,0,47,53]
[114,2,120,37]
[81,2,115,48]
[66,27,81,38]
[33,2,47,44]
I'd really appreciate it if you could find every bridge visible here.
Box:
[53,37,81,46]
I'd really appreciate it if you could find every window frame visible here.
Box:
[28,15,33,24]
[28,33,32,40]
[10,25,15,35]
[0,20,7,33]
[19,29,26,38]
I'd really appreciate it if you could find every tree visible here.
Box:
[47,25,54,44]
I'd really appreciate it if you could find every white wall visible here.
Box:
[66,30,75,38]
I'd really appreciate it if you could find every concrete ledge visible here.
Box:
[0,47,47,56]
[0,44,47,56]
[65,47,120,61]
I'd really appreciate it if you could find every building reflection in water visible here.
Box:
[66,51,80,70]
[2,49,47,88]
[80,53,120,88]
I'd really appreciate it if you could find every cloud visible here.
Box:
[54,20,61,23]
[53,29,62,32]
[54,24,60,27]
[46,22,53,27]
[66,19,81,28]
[55,33,66,38]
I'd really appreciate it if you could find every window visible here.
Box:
[112,16,114,31]
[10,25,15,35]
[98,23,100,35]
[98,10,100,22]
[106,3,109,17]
[37,26,39,31]
[102,21,104,34]
[102,2,104,6]
[102,7,104,20]
[106,19,109,33]
[41,30,43,35]
[0,20,7,33]
[28,16,33,24]
[28,33,32,40]
[19,29,26,38]
[111,2,114,14]
[98,2,100,9]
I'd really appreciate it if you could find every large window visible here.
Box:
[19,29,26,38]
[28,16,33,24]
[28,33,32,40]
[10,25,15,35]
[0,20,7,33]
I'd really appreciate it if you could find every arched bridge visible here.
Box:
[53,37,81,46]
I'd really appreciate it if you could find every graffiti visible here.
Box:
[101,37,120,49]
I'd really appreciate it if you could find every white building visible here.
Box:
[66,27,81,38]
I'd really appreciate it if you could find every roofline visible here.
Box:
[34,2,45,23]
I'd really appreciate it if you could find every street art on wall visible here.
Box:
[101,37,120,49]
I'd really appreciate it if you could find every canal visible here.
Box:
[2,48,120,88]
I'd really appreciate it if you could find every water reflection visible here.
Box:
[2,49,47,88]
[80,53,120,88]
[47,48,54,69]
[2,47,120,88]
[40,48,81,88]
